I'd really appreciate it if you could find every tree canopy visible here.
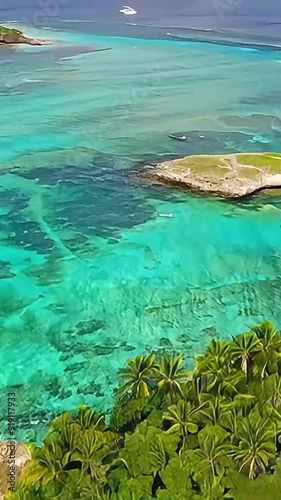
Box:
[7,321,281,500]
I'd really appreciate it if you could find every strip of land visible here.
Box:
[0,25,50,46]
[139,152,281,198]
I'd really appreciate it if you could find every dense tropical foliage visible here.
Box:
[8,321,281,499]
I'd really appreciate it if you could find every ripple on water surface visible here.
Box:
[1,28,281,440]
[1,146,281,441]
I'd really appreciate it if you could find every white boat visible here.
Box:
[158,213,173,218]
[119,6,137,15]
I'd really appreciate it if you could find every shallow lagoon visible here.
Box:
[1,24,281,441]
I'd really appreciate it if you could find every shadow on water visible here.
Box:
[0,150,179,256]
[2,124,281,255]
[1,138,281,441]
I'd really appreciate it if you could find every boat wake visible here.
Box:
[119,6,137,16]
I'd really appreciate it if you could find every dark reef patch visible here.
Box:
[0,151,176,258]
[23,258,64,286]
[165,129,279,156]
[0,260,15,279]
[69,318,106,336]
[220,113,281,130]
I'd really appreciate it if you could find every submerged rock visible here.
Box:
[123,344,136,352]
[139,152,281,198]
[0,25,50,46]
[24,260,64,286]
[203,326,217,337]
[64,361,86,373]
[44,377,61,398]
[0,261,15,280]
[159,337,173,349]
[77,382,102,396]
[93,345,116,356]
[74,318,105,336]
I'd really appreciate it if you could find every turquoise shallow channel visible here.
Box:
[1,23,281,442]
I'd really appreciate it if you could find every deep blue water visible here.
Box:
[1,0,281,42]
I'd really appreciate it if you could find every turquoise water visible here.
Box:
[1,24,281,441]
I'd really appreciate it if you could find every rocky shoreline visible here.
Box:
[138,152,281,198]
[0,442,31,499]
[0,25,50,46]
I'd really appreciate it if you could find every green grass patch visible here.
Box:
[237,153,281,173]
[167,153,281,179]
[0,25,23,40]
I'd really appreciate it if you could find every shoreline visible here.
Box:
[0,24,51,47]
[138,152,281,199]
[2,21,281,52]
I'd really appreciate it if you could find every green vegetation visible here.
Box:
[0,25,22,36]
[148,152,281,197]
[0,25,23,42]
[172,152,281,176]
[237,153,281,172]
[7,320,281,499]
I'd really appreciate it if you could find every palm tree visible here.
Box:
[196,394,231,426]
[262,373,281,410]
[156,355,190,400]
[72,429,116,480]
[229,332,261,379]
[118,354,157,399]
[194,355,244,395]
[229,412,276,479]
[220,408,240,444]
[163,400,200,439]
[194,340,230,394]
[20,436,70,487]
[252,321,281,378]
[49,412,78,450]
[76,405,106,431]
[189,425,229,492]
[80,478,108,500]
[207,339,230,360]
[220,394,255,443]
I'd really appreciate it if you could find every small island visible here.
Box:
[140,152,281,198]
[0,24,50,46]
